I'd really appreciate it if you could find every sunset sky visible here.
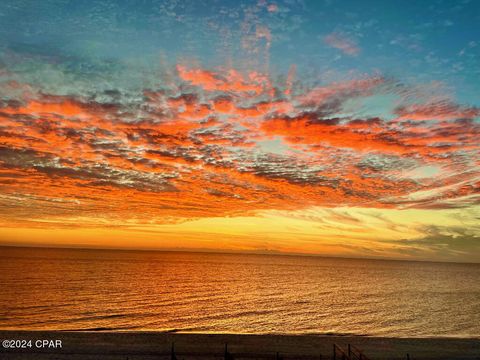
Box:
[0,0,479,262]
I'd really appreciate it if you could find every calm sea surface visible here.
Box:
[1,247,479,337]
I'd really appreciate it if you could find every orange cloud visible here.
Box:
[1,66,479,231]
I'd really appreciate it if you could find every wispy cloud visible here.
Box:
[324,32,360,56]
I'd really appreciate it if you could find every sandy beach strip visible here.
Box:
[0,331,479,360]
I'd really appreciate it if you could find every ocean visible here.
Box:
[1,246,479,337]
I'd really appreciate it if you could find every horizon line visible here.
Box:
[1,243,479,265]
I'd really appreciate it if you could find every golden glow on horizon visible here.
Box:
[1,66,479,263]
[2,205,479,262]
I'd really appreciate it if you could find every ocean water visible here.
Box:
[0,246,479,337]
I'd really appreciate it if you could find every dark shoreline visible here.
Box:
[1,330,479,359]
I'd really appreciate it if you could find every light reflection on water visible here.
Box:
[1,247,479,337]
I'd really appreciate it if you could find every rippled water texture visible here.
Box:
[1,247,479,337]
